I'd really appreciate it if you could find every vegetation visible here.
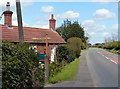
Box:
[56,19,88,43]
[104,41,120,54]
[56,45,69,63]
[2,41,45,89]
[94,41,120,54]
[50,20,89,83]
[56,20,88,63]
[49,58,80,84]
[104,41,120,50]
[67,37,82,58]
[49,61,67,78]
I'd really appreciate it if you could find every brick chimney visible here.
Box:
[3,2,13,26]
[49,14,56,30]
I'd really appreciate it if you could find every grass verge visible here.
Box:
[105,48,120,54]
[49,58,80,84]
[81,48,89,53]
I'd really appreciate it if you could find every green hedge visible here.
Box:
[104,41,120,50]
[2,41,45,89]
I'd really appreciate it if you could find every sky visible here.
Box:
[0,0,119,44]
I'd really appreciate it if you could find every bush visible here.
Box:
[49,61,67,78]
[2,41,44,89]
[67,37,82,58]
[56,45,69,62]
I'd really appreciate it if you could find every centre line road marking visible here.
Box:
[97,52,118,64]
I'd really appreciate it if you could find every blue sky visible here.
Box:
[0,0,119,44]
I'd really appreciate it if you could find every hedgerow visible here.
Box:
[2,41,45,89]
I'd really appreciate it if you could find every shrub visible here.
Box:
[2,41,44,89]
[67,37,82,58]
[56,45,69,62]
[49,61,67,78]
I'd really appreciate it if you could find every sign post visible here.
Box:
[32,34,51,84]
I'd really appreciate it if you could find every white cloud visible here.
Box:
[32,24,49,29]
[57,11,80,19]
[82,20,107,31]
[111,24,119,30]
[41,6,55,13]
[89,32,96,35]
[12,12,17,21]
[21,0,33,7]
[32,21,49,29]
[11,11,29,26]
[93,9,115,20]
[102,32,110,37]
[12,20,29,27]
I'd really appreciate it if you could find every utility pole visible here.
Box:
[16,0,24,43]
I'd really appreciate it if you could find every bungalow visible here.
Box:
[0,2,66,63]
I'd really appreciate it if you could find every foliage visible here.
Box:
[56,37,85,63]
[49,58,80,84]
[94,41,120,54]
[56,45,70,62]
[67,37,82,58]
[56,19,88,43]
[49,61,67,78]
[2,41,45,89]
[104,41,120,50]
[103,41,120,54]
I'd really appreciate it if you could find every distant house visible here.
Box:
[1,2,66,62]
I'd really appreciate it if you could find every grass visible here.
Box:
[105,48,120,54]
[81,48,89,53]
[49,58,80,84]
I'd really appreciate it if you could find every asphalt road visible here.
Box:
[45,48,119,87]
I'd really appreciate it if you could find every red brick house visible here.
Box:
[1,2,66,62]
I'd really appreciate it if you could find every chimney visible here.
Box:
[49,14,56,30]
[3,2,13,26]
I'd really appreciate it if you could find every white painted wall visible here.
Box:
[50,46,56,63]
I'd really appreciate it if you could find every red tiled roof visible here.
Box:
[0,24,66,44]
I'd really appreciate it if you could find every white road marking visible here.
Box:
[97,51,118,64]
[110,60,117,64]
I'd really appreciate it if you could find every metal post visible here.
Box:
[45,34,49,84]
[16,0,24,43]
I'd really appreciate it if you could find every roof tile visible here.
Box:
[1,24,66,44]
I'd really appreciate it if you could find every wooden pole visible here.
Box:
[16,0,24,43]
[45,34,49,84]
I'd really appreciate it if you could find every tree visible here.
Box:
[57,19,87,43]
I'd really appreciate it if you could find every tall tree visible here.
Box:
[57,19,87,42]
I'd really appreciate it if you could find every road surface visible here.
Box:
[45,48,119,88]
